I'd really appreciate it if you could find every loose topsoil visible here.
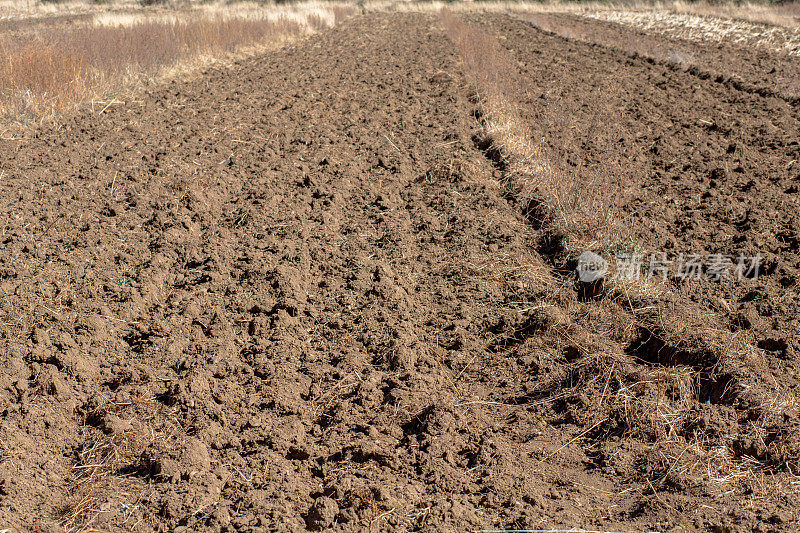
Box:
[0,12,798,532]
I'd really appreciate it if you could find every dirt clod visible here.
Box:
[306,496,339,530]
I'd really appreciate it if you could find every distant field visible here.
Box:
[0,1,355,124]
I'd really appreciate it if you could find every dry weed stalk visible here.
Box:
[58,397,186,532]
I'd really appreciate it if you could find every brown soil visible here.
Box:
[526,12,800,103]
[0,11,798,532]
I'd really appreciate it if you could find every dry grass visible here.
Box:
[371,0,602,13]
[512,268,800,489]
[667,0,800,31]
[58,397,186,532]
[391,0,800,56]
[0,2,355,124]
[0,0,115,23]
[3,0,796,124]
[586,8,800,55]
[441,9,627,253]
[376,0,800,32]
[525,11,800,101]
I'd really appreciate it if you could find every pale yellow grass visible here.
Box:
[667,0,800,30]
[588,9,800,55]
[439,7,626,251]
[91,1,347,29]
[0,2,355,125]
[372,0,800,30]
[368,0,615,14]
[0,0,133,24]
[377,1,800,56]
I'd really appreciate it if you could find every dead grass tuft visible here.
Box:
[58,397,186,532]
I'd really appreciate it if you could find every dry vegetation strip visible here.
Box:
[2,0,797,126]
[440,8,626,252]
[667,0,800,30]
[0,4,354,123]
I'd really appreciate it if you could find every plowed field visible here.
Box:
[1,11,798,532]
